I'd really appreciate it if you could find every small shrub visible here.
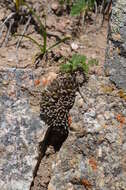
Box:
[60,54,98,75]
[70,0,96,16]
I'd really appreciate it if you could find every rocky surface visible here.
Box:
[105,0,126,90]
[1,69,126,190]
[0,0,126,190]
[48,75,126,190]
[0,67,47,190]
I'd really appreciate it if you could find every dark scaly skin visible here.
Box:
[40,68,86,151]
[40,73,77,125]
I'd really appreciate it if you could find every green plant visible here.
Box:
[70,0,96,16]
[58,0,97,27]
[60,54,98,74]
[14,1,70,63]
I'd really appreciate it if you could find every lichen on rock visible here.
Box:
[105,0,126,90]
[0,68,47,190]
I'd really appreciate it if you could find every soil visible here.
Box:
[0,0,108,189]
[31,147,57,190]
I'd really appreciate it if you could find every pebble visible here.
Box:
[6,145,15,153]
[104,111,111,120]
[96,102,106,114]
[88,108,96,117]
[105,133,116,143]
[93,121,102,132]
[97,114,106,126]
[122,109,126,115]
[70,122,83,132]
[47,182,56,190]
[122,143,126,151]
[66,183,74,190]
[97,147,102,158]
[77,98,84,108]
[84,108,96,119]
[88,98,95,105]
[51,2,59,11]
[71,42,79,51]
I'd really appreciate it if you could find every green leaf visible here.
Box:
[70,0,86,16]
[60,54,88,73]
[71,54,87,71]
[14,34,43,52]
[70,0,96,16]
[81,62,89,73]
[60,54,98,74]
[88,58,99,66]
[60,62,72,73]
[22,2,47,53]
[71,54,86,64]
[47,36,70,52]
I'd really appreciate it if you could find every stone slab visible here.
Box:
[0,67,46,190]
[105,0,126,90]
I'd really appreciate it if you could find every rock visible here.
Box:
[69,121,83,132]
[71,42,79,51]
[88,98,95,105]
[0,9,5,20]
[105,0,126,90]
[96,101,106,114]
[105,132,116,144]
[46,15,56,29]
[48,182,56,190]
[76,98,84,108]
[84,108,96,118]
[0,68,47,190]
[48,71,126,189]
[51,2,59,11]
[97,114,106,126]
[104,111,111,120]
[122,142,126,151]
[90,120,102,133]
[66,183,74,190]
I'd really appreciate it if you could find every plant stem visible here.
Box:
[14,34,43,52]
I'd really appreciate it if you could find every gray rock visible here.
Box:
[0,68,47,190]
[48,74,126,189]
[104,111,111,120]
[97,114,106,126]
[105,0,126,90]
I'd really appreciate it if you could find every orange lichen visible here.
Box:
[81,178,92,188]
[34,79,40,86]
[118,90,126,101]
[101,84,114,94]
[42,78,49,87]
[89,157,97,171]
[42,72,57,87]
[68,115,72,126]
[116,114,125,124]
[116,114,125,145]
